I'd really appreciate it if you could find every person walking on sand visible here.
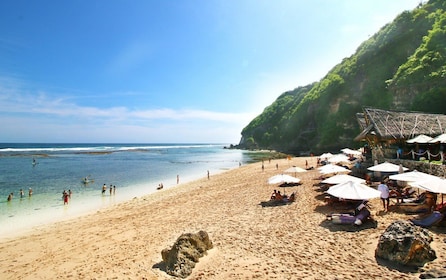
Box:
[378,180,390,211]
[177,175,179,184]
[207,170,210,180]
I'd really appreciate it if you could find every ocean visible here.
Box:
[0,143,256,239]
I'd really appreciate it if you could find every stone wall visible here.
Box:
[387,159,446,177]
[370,145,446,177]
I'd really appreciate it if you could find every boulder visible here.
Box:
[161,230,213,278]
[375,220,436,267]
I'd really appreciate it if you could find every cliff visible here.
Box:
[237,0,446,155]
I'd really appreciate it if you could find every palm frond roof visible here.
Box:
[355,107,446,141]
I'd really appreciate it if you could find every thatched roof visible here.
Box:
[355,107,446,141]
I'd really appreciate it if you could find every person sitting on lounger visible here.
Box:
[271,190,277,200]
[425,192,437,212]
[391,187,417,203]
[275,191,283,201]
[389,189,401,203]
[403,188,416,198]
[413,192,427,203]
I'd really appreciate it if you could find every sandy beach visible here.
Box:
[1,156,445,279]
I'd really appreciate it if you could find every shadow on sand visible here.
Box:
[259,200,294,207]
[374,257,419,273]
[319,218,378,232]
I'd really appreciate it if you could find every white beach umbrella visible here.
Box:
[284,166,307,174]
[327,181,382,200]
[367,162,408,173]
[318,164,351,175]
[410,177,446,194]
[429,133,446,144]
[268,174,301,195]
[341,148,363,156]
[389,170,438,183]
[268,174,301,185]
[319,153,334,160]
[406,134,433,144]
[327,154,351,164]
[321,174,366,185]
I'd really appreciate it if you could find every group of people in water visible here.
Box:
[102,184,116,196]
[7,188,33,202]
[62,183,118,205]
[7,183,119,205]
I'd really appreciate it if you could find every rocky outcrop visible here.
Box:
[161,230,213,278]
[375,220,436,267]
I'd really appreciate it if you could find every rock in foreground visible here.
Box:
[375,220,436,267]
[161,230,213,278]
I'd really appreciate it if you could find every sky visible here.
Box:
[0,0,422,144]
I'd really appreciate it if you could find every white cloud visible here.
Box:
[0,92,252,122]
[0,85,251,143]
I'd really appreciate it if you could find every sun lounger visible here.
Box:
[410,211,444,227]
[328,207,371,226]
[260,192,295,207]
[389,203,431,214]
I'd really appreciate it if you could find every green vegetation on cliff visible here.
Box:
[238,0,446,155]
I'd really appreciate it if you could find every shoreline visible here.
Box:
[1,156,445,279]
[0,163,235,242]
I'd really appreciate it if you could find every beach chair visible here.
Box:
[327,206,371,226]
[410,211,444,227]
[260,192,296,207]
[388,202,431,214]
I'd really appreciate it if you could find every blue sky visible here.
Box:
[0,0,421,144]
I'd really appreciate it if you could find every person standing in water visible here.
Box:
[62,190,69,205]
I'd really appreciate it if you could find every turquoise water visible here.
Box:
[0,143,253,238]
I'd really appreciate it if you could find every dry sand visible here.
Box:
[1,157,445,279]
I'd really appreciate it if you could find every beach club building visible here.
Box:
[355,107,446,163]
